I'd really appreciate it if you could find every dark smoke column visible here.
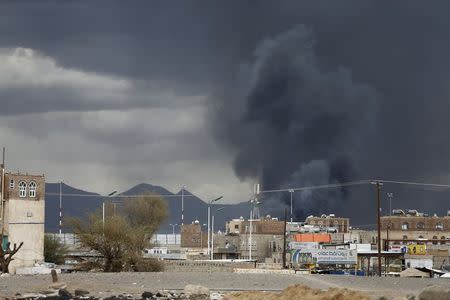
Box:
[212,25,378,218]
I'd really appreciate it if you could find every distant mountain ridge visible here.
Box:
[44,182,251,233]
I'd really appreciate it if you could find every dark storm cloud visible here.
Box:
[2,1,450,220]
[205,1,450,219]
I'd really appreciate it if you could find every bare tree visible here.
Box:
[0,241,23,273]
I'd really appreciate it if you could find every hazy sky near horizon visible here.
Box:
[3,1,450,213]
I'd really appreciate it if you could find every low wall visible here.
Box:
[163,260,256,272]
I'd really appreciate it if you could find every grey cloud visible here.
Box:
[0,48,203,115]
[2,2,450,223]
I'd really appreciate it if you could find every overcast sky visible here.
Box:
[0,2,256,201]
[3,1,450,211]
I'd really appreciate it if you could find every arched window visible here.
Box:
[416,222,425,230]
[441,236,446,245]
[403,235,408,245]
[401,222,409,230]
[29,181,36,198]
[436,223,444,231]
[432,236,438,245]
[19,181,27,197]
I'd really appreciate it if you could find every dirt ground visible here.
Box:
[226,284,371,300]
[1,271,449,299]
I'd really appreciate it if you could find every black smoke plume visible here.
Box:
[212,25,378,218]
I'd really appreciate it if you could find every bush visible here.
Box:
[44,234,67,265]
[133,258,164,272]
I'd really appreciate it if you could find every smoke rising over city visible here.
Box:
[2,2,450,221]
[211,25,378,217]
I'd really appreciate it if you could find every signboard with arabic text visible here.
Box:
[291,249,357,265]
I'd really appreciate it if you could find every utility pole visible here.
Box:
[207,196,223,259]
[207,206,210,257]
[59,181,62,234]
[181,185,186,225]
[288,189,294,223]
[211,215,214,260]
[282,207,287,269]
[249,209,253,260]
[371,181,383,277]
[1,147,5,242]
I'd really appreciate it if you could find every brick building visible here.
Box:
[381,210,450,244]
[226,217,284,235]
[1,168,45,273]
[305,214,350,233]
[180,223,207,248]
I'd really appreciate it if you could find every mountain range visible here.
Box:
[44,182,251,233]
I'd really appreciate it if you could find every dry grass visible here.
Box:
[225,284,371,300]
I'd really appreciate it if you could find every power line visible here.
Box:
[44,192,197,198]
[258,180,371,194]
[258,178,450,194]
[376,179,450,189]
[44,178,450,198]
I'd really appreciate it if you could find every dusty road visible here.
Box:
[1,271,449,298]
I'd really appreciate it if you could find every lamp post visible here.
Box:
[211,207,224,260]
[249,184,260,261]
[169,224,178,244]
[102,190,117,229]
[288,189,294,223]
[207,196,223,258]
[59,181,63,235]
[181,185,186,225]
[387,193,394,216]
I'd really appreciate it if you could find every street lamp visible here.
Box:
[387,193,394,216]
[102,190,118,228]
[288,189,294,223]
[249,197,261,261]
[207,196,223,258]
[181,185,186,225]
[211,207,225,260]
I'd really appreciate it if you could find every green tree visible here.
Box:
[44,234,67,265]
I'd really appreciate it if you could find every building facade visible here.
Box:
[226,217,284,235]
[213,233,284,262]
[381,212,450,244]
[1,169,45,273]
[180,223,207,248]
[305,215,350,233]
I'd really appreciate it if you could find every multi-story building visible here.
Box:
[305,214,350,233]
[226,217,284,235]
[381,209,450,244]
[180,222,207,248]
[213,233,285,262]
[1,167,45,273]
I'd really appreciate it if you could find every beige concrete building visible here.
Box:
[381,210,450,244]
[213,233,284,262]
[305,214,350,233]
[1,168,45,273]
